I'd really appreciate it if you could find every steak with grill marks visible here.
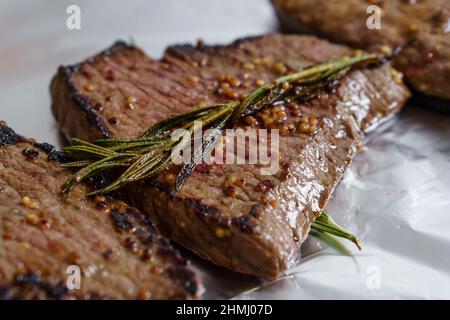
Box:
[272,0,450,103]
[0,122,202,299]
[50,34,410,277]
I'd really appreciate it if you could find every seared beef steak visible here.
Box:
[272,0,450,102]
[51,34,410,277]
[0,123,202,299]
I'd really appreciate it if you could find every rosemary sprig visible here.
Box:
[309,229,352,255]
[310,211,361,253]
[62,54,379,195]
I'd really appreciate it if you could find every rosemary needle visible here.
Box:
[62,53,380,195]
[61,55,373,249]
[310,212,362,253]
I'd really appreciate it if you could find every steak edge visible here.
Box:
[272,0,450,102]
[51,34,410,277]
[0,123,202,299]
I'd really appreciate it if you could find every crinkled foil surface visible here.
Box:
[1,0,449,299]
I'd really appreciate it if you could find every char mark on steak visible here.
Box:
[0,123,202,299]
[50,33,410,277]
[271,0,450,104]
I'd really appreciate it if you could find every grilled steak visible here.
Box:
[272,0,450,103]
[0,122,202,299]
[51,34,410,277]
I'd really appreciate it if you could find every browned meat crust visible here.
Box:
[272,0,450,102]
[50,34,410,277]
[0,123,202,299]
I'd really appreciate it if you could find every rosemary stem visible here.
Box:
[311,212,362,250]
[62,53,382,196]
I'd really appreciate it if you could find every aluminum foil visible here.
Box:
[205,106,450,299]
[1,0,449,299]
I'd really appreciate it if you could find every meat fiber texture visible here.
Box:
[51,34,410,277]
[272,0,450,102]
[0,123,202,299]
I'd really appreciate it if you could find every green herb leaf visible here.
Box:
[62,54,380,195]
[310,211,362,253]
[309,229,352,256]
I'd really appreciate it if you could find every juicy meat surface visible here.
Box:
[272,0,450,101]
[51,34,410,277]
[0,123,202,299]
